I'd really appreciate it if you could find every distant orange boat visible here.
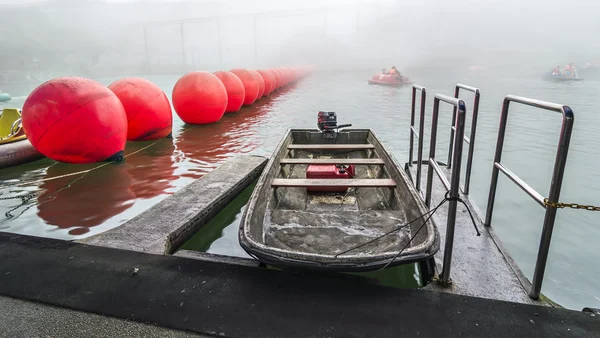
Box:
[368,72,412,86]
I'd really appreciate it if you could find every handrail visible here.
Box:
[425,93,467,285]
[409,84,426,191]
[484,95,574,300]
[447,83,480,195]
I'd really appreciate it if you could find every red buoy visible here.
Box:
[257,70,275,95]
[230,68,259,105]
[108,77,172,141]
[172,71,227,124]
[22,76,127,164]
[271,68,282,90]
[214,71,245,113]
[277,67,289,87]
[284,68,293,84]
[269,69,278,90]
[250,70,265,99]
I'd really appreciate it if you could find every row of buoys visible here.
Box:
[19,66,313,164]
[171,66,313,124]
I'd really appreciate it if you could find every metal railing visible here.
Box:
[484,95,574,300]
[447,84,480,195]
[409,85,426,192]
[425,94,468,284]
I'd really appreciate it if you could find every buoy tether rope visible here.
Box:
[0,139,165,219]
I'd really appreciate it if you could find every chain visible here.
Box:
[1,192,43,218]
[0,192,42,201]
[543,198,600,211]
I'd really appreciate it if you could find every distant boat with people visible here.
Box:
[368,66,412,86]
[543,63,584,81]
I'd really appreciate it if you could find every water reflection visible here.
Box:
[174,100,273,179]
[124,139,178,199]
[36,162,135,236]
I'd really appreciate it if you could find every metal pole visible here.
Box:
[217,19,223,65]
[143,27,150,69]
[529,107,574,299]
[254,15,258,67]
[463,89,480,195]
[355,0,359,35]
[180,23,185,70]
[410,88,416,166]
[484,98,511,227]
[425,98,440,208]
[447,86,459,168]
[440,99,467,284]
[416,87,426,192]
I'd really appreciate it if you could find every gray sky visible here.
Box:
[0,0,598,74]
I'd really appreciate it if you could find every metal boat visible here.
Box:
[238,112,440,271]
[0,108,44,169]
[368,73,412,86]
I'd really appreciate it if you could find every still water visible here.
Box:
[0,70,599,311]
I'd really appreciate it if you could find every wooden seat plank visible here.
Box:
[279,158,384,165]
[287,144,375,150]
[271,178,396,188]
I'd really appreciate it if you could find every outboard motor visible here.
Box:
[317,111,351,139]
[307,111,355,192]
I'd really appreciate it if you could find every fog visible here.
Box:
[0,0,599,79]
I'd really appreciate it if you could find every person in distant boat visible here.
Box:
[564,63,577,78]
[551,66,561,77]
[381,68,389,74]
[389,66,402,79]
[568,63,578,78]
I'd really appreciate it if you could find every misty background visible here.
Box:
[1,0,599,81]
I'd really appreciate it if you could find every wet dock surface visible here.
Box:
[406,163,537,305]
[1,232,597,338]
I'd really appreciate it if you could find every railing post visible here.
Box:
[447,86,459,168]
[484,95,574,300]
[440,98,467,285]
[409,88,416,166]
[417,88,426,191]
[529,106,574,299]
[410,85,426,192]
[424,98,440,208]
[484,98,511,228]
[463,87,480,195]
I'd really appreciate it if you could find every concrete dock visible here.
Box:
[78,155,267,255]
[0,232,598,337]
[0,295,206,338]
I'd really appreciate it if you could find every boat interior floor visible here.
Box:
[267,149,413,255]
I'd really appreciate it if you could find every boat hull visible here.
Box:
[542,75,584,82]
[368,79,413,86]
[368,74,412,86]
[0,138,44,169]
[239,128,440,272]
[0,93,11,102]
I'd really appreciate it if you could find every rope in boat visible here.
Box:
[0,139,164,219]
[334,191,481,271]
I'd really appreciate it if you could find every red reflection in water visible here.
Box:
[37,163,135,235]
[124,139,178,199]
[174,98,273,180]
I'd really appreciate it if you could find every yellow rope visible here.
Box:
[0,139,163,191]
